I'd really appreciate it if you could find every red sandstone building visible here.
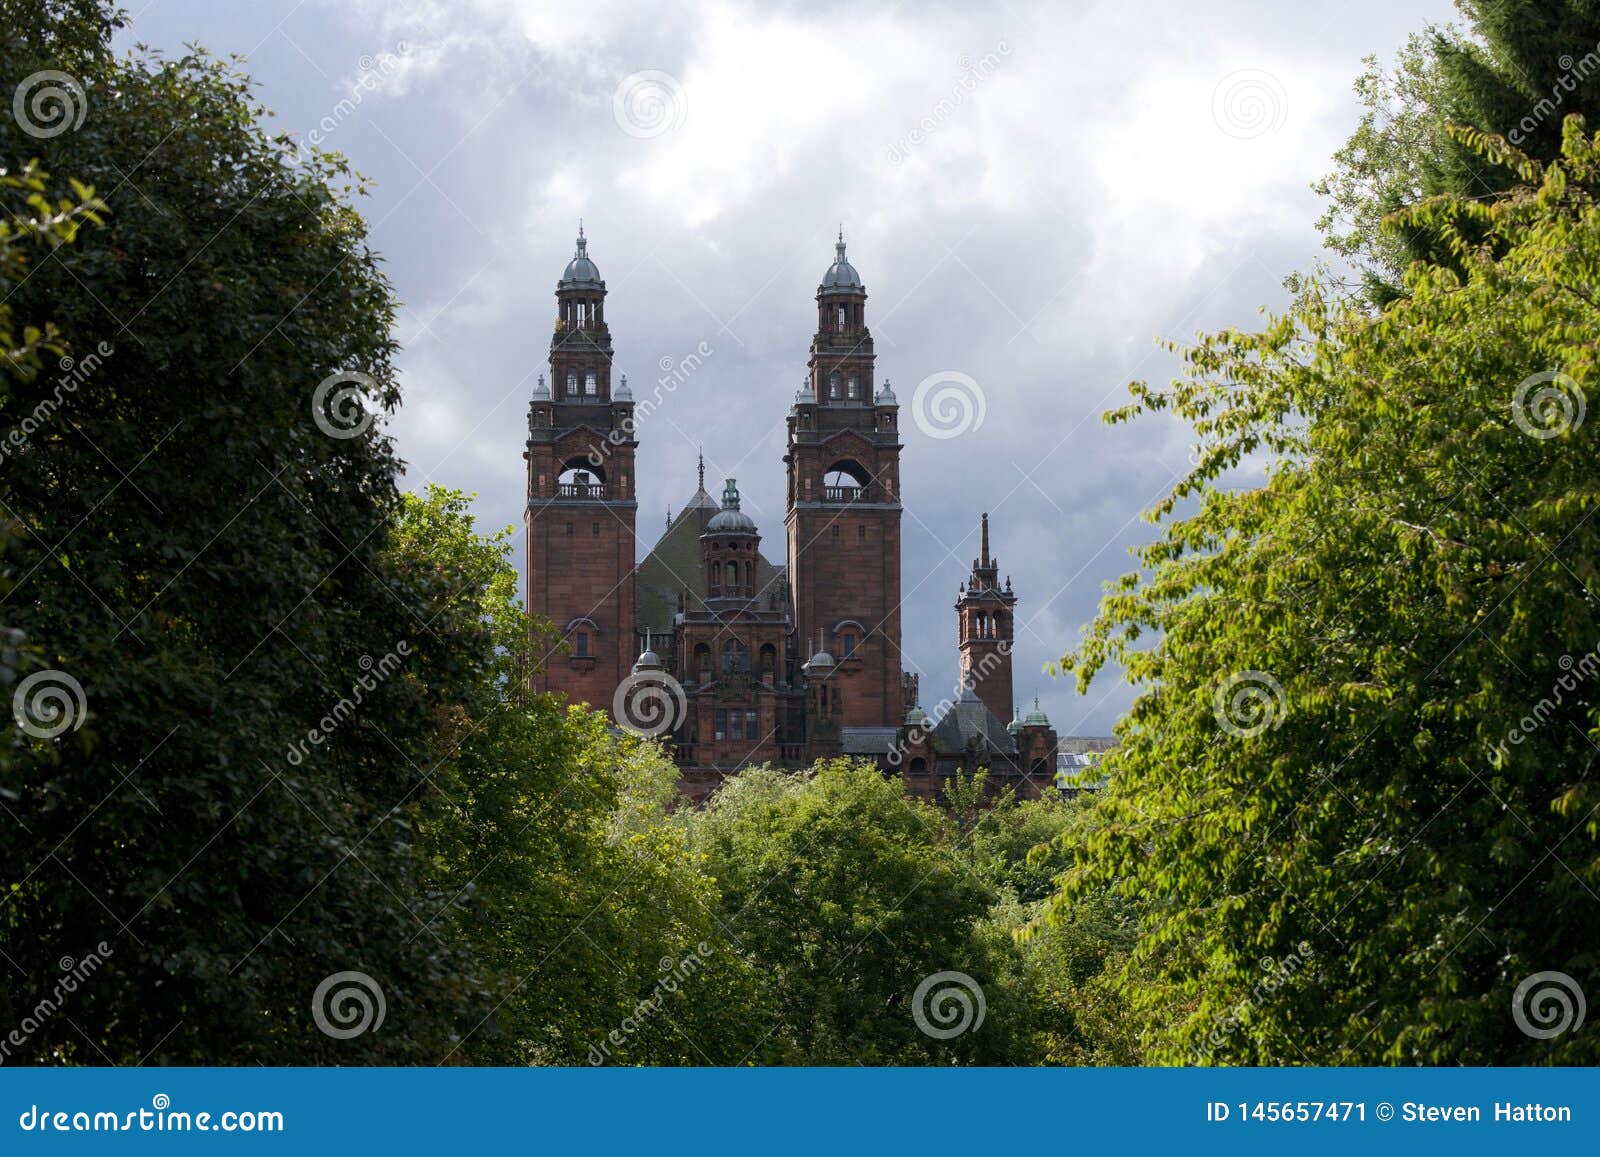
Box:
[525,228,1102,802]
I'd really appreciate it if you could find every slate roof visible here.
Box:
[635,483,786,635]
[840,727,900,757]
[928,686,1015,756]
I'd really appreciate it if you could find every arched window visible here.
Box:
[759,643,777,674]
[721,639,750,674]
[828,372,842,399]
[745,561,755,589]
[585,371,597,395]
[836,305,846,332]
[693,643,711,683]
[710,561,722,590]
[847,375,859,399]
[909,757,926,774]
[566,371,577,397]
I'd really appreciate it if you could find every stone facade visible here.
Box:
[525,227,1106,803]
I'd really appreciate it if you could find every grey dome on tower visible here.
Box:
[706,478,757,534]
[819,229,863,294]
[560,225,604,289]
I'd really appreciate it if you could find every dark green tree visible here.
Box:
[0,0,496,1062]
[1318,1,1600,299]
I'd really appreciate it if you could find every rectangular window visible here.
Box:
[831,525,840,542]
[714,709,728,742]
[565,522,573,537]
[858,525,866,541]
[575,631,589,657]
[744,711,758,741]
[592,523,601,537]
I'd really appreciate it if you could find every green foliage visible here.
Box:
[1317,1,1600,300]
[680,761,1132,1064]
[0,0,492,1062]
[686,762,989,1062]
[1056,122,1600,1064]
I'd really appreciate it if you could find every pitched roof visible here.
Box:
[636,483,786,634]
[928,686,1015,755]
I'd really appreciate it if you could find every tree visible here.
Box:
[1318,2,1600,300]
[1,0,495,1062]
[1056,122,1600,1064]
[393,486,769,1066]
[687,761,1000,1063]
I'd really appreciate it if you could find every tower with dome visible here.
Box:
[525,227,1104,803]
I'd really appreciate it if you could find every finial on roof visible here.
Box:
[698,449,705,491]
[578,218,584,239]
[981,512,990,566]
[666,506,672,531]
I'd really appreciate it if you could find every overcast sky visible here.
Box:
[118,0,1458,735]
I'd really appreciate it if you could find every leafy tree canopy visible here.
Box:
[1057,121,1600,1064]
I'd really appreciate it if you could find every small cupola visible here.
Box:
[819,228,864,295]
[560,223,604,289]
[705,478,757,535]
